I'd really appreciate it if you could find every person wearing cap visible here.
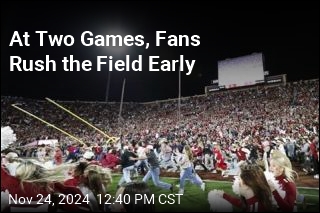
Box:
[142,145,173,192]
[81,150,101,166]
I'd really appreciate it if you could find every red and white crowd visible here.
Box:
[1,79,319,212]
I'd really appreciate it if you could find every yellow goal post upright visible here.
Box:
[45,98,118,143]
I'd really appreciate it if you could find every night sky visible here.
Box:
[1,1,319,102]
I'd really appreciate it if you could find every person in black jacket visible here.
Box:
[142,145,173,192]
[117,142,139,187]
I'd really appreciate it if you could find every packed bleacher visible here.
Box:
[1,79,319,212]
[1,79,319,170]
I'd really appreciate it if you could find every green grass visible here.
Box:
[108,175,319,212]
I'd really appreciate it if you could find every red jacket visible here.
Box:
[272,174,297,212]
[223,193,269,212]
[101,153,120,169]
[236,148,247,161]
[310,141,318,161]
[213,148,227,170]
[64,176,81,187]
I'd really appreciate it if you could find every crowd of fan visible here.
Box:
[1,79,319,178]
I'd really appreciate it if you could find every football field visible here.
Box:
[109,175,319,212]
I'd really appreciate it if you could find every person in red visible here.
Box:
[235,143,250,163]
[65,143,78,162]
[54,146,63,166]
[208,163,273,212]
[101,149,120,169]
[269,150,297,212]
[213,142,227,176]
[81,150,102,166]
[64,161,88,187]
[192,141,208,171]
[309,136,319,179]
